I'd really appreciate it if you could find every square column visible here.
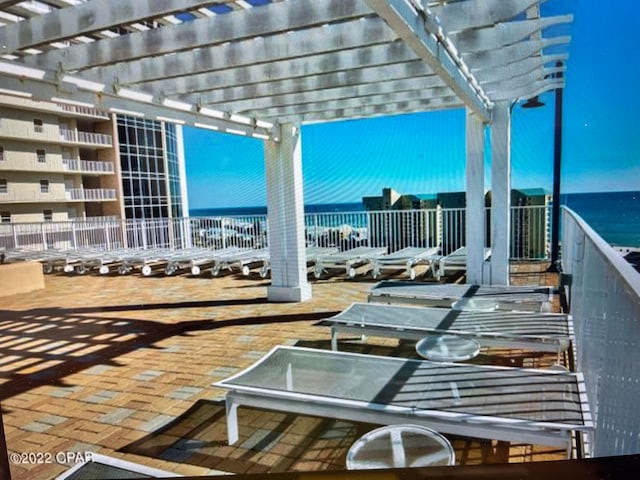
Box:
[490,102,511,285]
[264,124,312,302]
[465,110,486,284]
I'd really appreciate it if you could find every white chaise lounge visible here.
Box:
[370,246,440,280]
[322,302,572,352]
[214,346,592,455]
[368,281,554,312]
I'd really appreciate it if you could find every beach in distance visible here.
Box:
[190,191,640,248]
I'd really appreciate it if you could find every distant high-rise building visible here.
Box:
[363,187,550,257]
[0,94,188,224]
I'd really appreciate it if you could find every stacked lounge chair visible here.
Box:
[312,246,387,279]
[369,246,440,280]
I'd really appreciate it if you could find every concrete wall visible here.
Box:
[0,261,45,297]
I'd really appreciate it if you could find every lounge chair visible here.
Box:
[313,246,387,279]
[258,246,339,278]
[210,248,270,276]
[368,281,554,312]
[214,346,592,455]
[435,246,491,280]
[370,246,440,280]
[163,247,242,276]
[118,248,174,276]
[322,302,572,353]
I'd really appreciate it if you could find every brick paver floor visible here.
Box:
[1,263,566,479]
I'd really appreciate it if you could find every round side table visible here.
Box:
[346,424,455,470]
[415,334,481,362]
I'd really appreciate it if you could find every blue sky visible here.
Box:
[184,0,640,210]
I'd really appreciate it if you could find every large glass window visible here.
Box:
[117,115,175,221]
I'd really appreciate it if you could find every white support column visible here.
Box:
[264,123,312,302]
[465,109,486,284]
[490,102,512,285]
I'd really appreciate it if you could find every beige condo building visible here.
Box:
[0,93,188,224]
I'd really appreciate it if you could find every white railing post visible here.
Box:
[104,224,111,250]
[41,223,47,250]
[141,220,148,249]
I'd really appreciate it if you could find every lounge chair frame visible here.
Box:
[368,281,554,312]
[370,246,440,280]
[323,302,572,353]
[436,246,491,280]
[313,246,387,279]
[215,346,592,455]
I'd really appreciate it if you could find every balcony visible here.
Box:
[59,128,113,147]
[65,188,117,201]
[55,102,110,119]
[62,158,115,174]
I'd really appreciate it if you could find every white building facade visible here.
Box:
[0,95,188,224]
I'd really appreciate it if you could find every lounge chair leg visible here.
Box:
[259,265,269,278]
[226,397,239,445]
[408,267,416,280]
[331,329,338,351]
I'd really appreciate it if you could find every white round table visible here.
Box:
[451,297,498,312]
[346,424,455,470]
[415,334,481,362]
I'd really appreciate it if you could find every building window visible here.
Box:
[40,179,49,193]
[0,211,10,223]
[43,209,53,221]
[36,149,46,163]
[34,119,43,133]
[0,179,7,193]
[0,146,4,161]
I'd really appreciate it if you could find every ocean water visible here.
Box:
[190,202,364,218]
[562,191,640,247]
[190,191,640,248]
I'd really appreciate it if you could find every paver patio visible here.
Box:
[1,263,564,479]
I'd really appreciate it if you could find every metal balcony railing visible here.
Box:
[65,188,117,201]
[56,103,110,119]
[561,207,640,457]
[0,206,551,259]
[59,128,113,146]
[63,159,115,173]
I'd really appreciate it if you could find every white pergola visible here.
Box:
[0,0,571,301]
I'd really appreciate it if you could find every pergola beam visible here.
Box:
[236,85,452,116]
[366,0,491,122]
[253,96,463,124]
[430,0,540,32]
[451,15,573,53]
[473,53,568,84]
[0,69,274,139]
[136,42,422,96]
[0,0,216,55]
[189,69,445,108]
[80,16,396,87]
[19,0,372,71]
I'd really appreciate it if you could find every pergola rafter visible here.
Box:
[0,0,571,129]
[0,0,574,298]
